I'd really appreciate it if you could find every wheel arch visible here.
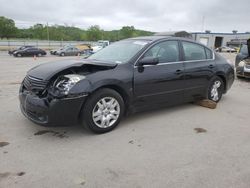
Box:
[94,84,131,110]
[78,83,131,121]
[215,73,227,93]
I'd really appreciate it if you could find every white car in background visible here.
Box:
[91,40,110,53]
[216,46,237,53]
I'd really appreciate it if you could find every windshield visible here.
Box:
[88,40,149,63]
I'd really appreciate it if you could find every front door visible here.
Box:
[134,40,185,108]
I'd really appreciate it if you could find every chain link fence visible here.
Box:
[0,39,96,50]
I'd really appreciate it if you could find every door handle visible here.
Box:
[208,64,214,68]
[175,69,182,75]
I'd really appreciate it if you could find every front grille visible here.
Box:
[23,75,49,94]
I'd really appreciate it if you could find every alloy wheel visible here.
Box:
[210,80,221,101]
[92,97,120,128]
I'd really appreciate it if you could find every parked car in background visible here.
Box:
[91,40,110,53]
[235,39,250,78]
[50,45,73,55]
[215,46,237,53]
[8,45,34,55]
[57,47,82,56]
[50,48,62,55]
[19,36,234,133]
[13,47,46,57]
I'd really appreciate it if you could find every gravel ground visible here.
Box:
[0,52,250,188]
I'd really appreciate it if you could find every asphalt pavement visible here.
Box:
[0,52,250,188]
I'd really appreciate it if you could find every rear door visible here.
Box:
[180,41,215,101]
[134,40,185,107]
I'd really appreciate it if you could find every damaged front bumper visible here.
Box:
[19,89,88,126]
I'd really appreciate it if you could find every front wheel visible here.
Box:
[207,76,224,102]
[82,88,125,133]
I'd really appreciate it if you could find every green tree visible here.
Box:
[31,24,46,39]
[86,25,102,41]
[120,26,135,39]
[0,17,155,41]
[0,16,17,39]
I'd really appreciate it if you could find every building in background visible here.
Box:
[155,31,250,50]
[192,31,250,49]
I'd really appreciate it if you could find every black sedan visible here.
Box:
[235,39,250,78]
[8,45,34,55]
[19,36,234,133]
[13,47,46,57]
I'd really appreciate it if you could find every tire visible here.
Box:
[38,53,42,57]
[17,53,22,57]
[60,53,65,56]
[82,88,125,133]
[207,76,224,102]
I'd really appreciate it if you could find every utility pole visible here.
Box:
[201,16,205,32]
[47,22,50,47]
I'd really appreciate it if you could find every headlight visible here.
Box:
[238,61,246,67]
[50,74,85,97]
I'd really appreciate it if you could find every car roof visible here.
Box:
[125,36,196,43]
[121,36,211,49]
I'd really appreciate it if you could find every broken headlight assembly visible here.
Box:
[49,74,86,98]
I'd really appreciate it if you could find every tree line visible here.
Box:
[0,16,154,41]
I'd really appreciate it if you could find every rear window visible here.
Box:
[240,44,248,55]
[182,41,206,61]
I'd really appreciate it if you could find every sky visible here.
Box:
[0,0,250,33]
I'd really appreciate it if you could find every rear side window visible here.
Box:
[143,40,180,63]
[240,44,248,55]
[182,41,206,61]
[205,48,213,59]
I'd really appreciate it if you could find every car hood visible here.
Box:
[27,58,118,80]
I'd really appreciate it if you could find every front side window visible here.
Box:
[182,41,206,61]
[143,40,180,63]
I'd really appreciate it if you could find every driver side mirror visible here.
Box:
[137,57,159,73]
[137,57,159,66]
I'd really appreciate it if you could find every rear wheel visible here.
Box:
[207,76,224,102]
[82,88,125,133]
[60,52,65,56]
[38,53,42,57]
[17,53,22,57]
